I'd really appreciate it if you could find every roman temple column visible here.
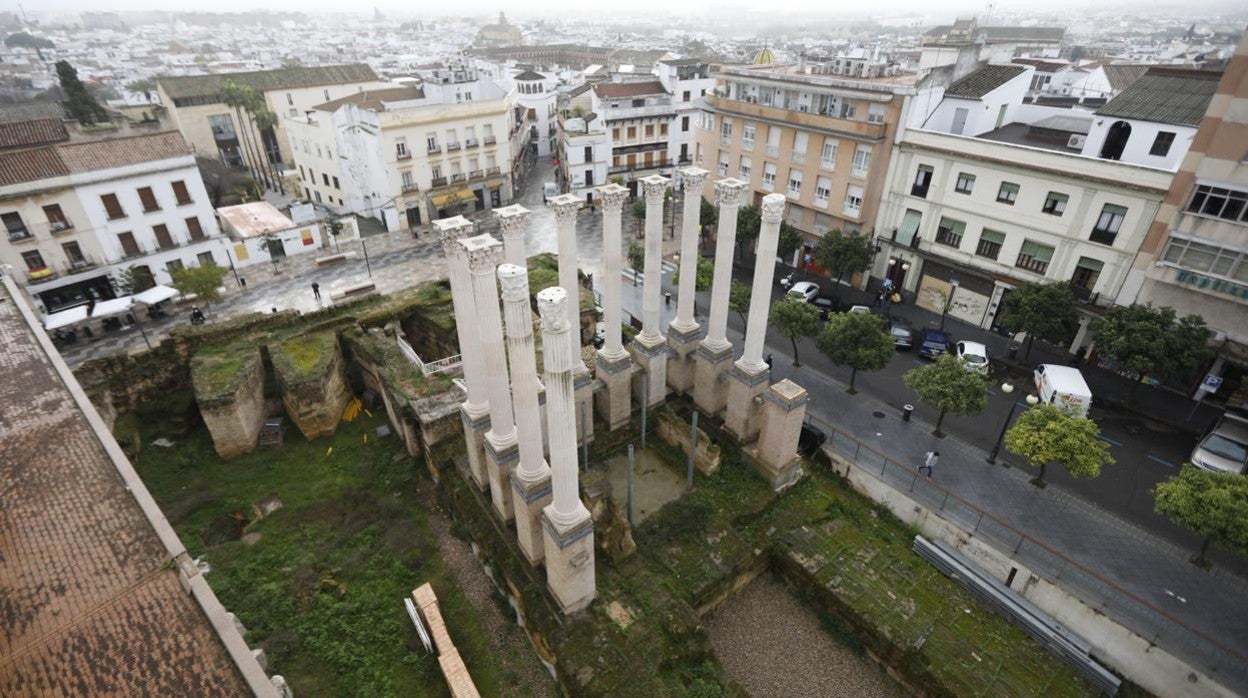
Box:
[537,287,596,615]
[493,203,530,267]
[725,193,786,443]
[462,233,518,522]
[631,174,671,407]
[594,183,633,430]
[693,178,747,415]
[499,263,552,565]
[548,193,594,445]
[667,166,709,394]
[436,216,490,490]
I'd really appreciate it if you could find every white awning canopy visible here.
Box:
[91,296,134,319]
[43,305,89,331]
[133,284,179,305]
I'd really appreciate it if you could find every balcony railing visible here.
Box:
[26,267,56,284]
[1089,229,1118,246]
[766,145,779,157]
[791,151,806,164]
[450,173,465,183]
[1015,254,1050,275]
[742,139,755,151]
[397,150,412,161]
[430,176,448,187]
[762,177,775,191]
[469,170,483,181]
[402,182,420,193]
[427,144,441,154]
[486,166,501,175]
[464,138,478,149]
[7,228,33,242]
[446,142,461,152]
[483,135,496,145]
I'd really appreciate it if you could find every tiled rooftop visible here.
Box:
[158,63,378,101]
[0,131,191,187]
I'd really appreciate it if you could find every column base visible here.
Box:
[631,334,669,407]
[693,341,733,416]
[511,470,553,566]
[595,351,634,431]
[541,506,596,615]
[666,322,702,395]
[756,379,810,492]
[724,363,770,443]
[574,368,595,446]
[460,405,491,491]
[485,434,520,522]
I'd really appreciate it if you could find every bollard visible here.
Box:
[903,404,914,422]
[664,291,672,306]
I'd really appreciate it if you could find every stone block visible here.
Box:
[724,362,769,443]
[665,323,701,395]
[582,470,636,561]
[460,406,490,491]
[655,409,721,476]
[271,332,353,440]
[541,507,596,615]
[630,334,668,407]
[484,435,519,522]
[692,341,733,416]
[595,351,633,431]
[755,379,808,491]
[192,348,266,459]
[511,471,553,566]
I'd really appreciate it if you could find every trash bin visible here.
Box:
[1007,345,1019,361]
[902,404,914,422]
[664,292,672,305]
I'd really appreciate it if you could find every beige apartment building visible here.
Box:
[694,56,916,270]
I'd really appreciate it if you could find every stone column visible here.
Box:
[693,178,747,415]
[436,216,490,490]
[493,203,530,268]
[755,379,808,491]
[632,174,670,407]
[537,287,596,615]
[594,183,633,431]
[667,166,709,394]
[462,233,518,522]
[726,193,787,442]
[549,193,594,445]
[499,263,552,566]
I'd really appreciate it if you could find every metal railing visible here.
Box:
[818,422,1248,693]
[397,336,463,377]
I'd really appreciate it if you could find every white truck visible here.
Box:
[1033,364,1093,418]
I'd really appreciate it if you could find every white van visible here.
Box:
[1033,364,1093,418]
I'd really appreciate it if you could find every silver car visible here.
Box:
[1191,412,1248,475]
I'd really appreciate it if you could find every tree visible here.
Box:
[1004,403,1114,487]
[734,204,762,259]
[812,229,873,296]
[674,255,714,291]
[114,266,155,294]
[699,197,718,232]
[169,263,228,304]
[728,281,751,325]
[323,217,346,253]
[244,93,285,194]
[5,32,55,49]
[1094,304,1212,402]
[818,312,894,393]
[771,297,820,366]
[903,353,989,436]
[221,81,269,191]
[777,222,801,262]
[1154,465,1248,566]
[627,241,645,272]
[995,282,1079,361]
[56,61,108,125]
[126,78,155,101]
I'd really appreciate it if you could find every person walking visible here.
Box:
[312,282,321,302]
[920,450,939,478]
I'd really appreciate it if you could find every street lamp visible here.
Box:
[940,278,959,331]
[987,382,1040,465]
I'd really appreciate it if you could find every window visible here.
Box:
[814,177,831,207]
[844,184,864,216]
[324,89,330,101]
[1071,257,1103,293]
[585,170,595,187]
[1042,192,1068,216]
[720,117,732,144]
[314,191,322,203]
[792,132,808,162]
[1187,184,1248,222]
[766,125,780,156]
[101,193,126,220]
[186,217,205,241]
[742,122,755,149]
[787,169,803,198]
[851,145,871,177]
[739,156,752,180]
[718,151,729,176]
[430,165,442,179]
[137,187,160,213]
[934,217,965,247]
[911,165,934,198]
[681,116,689,132]
[813,213,833,235]
[632,99,645,108]
[762,162,776,190]
[465,126,476,145]
[627,126,637,139]
[166,259,184,272]
[153,224,175,250]
[171,180,193,206]
[426,133,439,152]
[954,173,975,194]
[322,173,330,187]
[286,93,293,106]
[3,211,29,239]
[644,124,655,138]
[43,204,71,232]
[660,122,668,136]
[1016,240,1055,274]
[332,176,340,189]
[401,171,414,190]
[1149,131,1175,157]
[867,103,885,124]
[820,139,838,169]
[63,241,86,267]
[396,137,409,158]
[198,251,216,266]
[1162,236,1248,282]
[785,206,803,228]
[997,182,1019,205]
[21,249,46,271]
[208,114,235,138]
[682,90,691,101]
[975,229,1005,260]
[584,146,593,162]
[1090,204,1127,245]
[299,165,305,180]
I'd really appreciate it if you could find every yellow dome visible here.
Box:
[753,46,775,65]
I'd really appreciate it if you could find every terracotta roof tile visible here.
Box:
[0,131,191,187]
[158,63,378,101]
[0,118,68,149]
[593,81,667,99]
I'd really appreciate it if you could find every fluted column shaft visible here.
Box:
[494,204,531,268]
[439,219,488,414]
[499,263,548,483]
[673,167,708,332]
[538,287,588,524]
[705,179,747,350]
[740,193,787,372]
[550,195,589,374]
[598,184,629,358]
[465,236,516,445]
[640,175,670,341]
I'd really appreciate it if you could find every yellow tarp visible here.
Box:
[431,188,476,208]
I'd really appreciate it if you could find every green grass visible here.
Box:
[191,343,259,400]
[134,413,508,697]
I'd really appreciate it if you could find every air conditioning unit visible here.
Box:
[1067,134,1087,149]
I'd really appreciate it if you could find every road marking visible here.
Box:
[1097,435,1123,447]
[912,360,926,366]
[1146,454,1178,469]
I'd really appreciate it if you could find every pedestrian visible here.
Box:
[873,290,884,308]
[312,282,321,301]
[920,450,939,478]
[239,276,247,289]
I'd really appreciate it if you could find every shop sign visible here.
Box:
[1174,269,1248,300]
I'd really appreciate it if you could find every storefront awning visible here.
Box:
[43,305,89,331]
[431,189,476,208]
[91,296,134,319]
[132,284,179,305]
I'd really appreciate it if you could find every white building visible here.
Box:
[557,115,611,202]
[215,201,325,269]
[511,69,559,157]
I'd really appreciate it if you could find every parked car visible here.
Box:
[798,421,827,458]
[918,328,950,359]
[848,305,872,315]
[813,297,836,320]
[788,281,820,302]
[1033,363,1093,418]
[1190,412,1248,475]
[889,317,914,349]
[543,182,558,201]
[955,341,990,374]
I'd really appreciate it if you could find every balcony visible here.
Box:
[1089,229,1117,246]
[49,218,75,234]
[761,177,775,192]
[483,135,496,146]
[402,182,420,193]
[703,94,888,142]
[446,142,461,152]
[450,173,466,183]
[766,145,779,157]
[791,151,806,164]
[464,138,478,149]
[843,202,862,218]
[469,170,484,181]
[7,228,33,243]
[742,138,755,151]
[1015,254,1050,275]
[430,176,448,187]
[396,150,412,161]
[486,166,501,175]
[26,267,56,284]
[427,144,441,155]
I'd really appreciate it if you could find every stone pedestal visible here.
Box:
[460,405,490,490]
[511,472,553,566]
[631,334,669,406]
[485,437,519,522]
[725,362,769,443]
[666,325,702,395]
[693,341,733,415]
[755,379,808,491]
[541,509,596,614]
[595,350,633,430]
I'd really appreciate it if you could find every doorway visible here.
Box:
[1099,121,1132,160]
[406,206,422,229]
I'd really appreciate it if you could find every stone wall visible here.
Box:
[582,470,636,562]
[193,348,267,459]
[655,409,721,476]
[271,333,352,440]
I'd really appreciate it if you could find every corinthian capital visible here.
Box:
[536,287,570,335]
[597,183,629,212]
[497,262,530,302]
[434,216,474,255]
[680,166,710,191]
[714,177,748,208]
[461,233,503,273]
[549,194,581,225]
[760,193,787,224]
[641,174,670,204]
[493,204,530,239]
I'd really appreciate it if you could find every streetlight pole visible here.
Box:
[987,382,1039,464]
[940,279,959,331]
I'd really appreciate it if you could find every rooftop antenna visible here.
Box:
[982,0,996,27]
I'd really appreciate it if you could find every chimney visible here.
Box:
[798,52,807,74]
